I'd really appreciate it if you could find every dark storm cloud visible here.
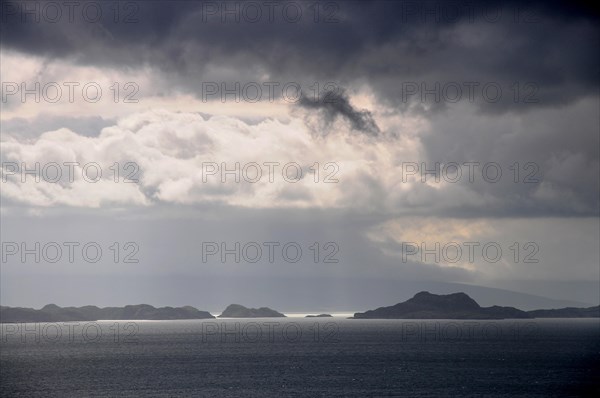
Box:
[417,98,600,218]
[298,89,380,135]
[1,0,598,112]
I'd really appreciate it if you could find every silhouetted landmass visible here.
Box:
[353,292,533,319]
[527,306,600,318]
[3,294,598,323]
[353,292,600,319]
[218,304,286,318]
[0,304,215,323]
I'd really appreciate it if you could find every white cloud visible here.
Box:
[1,109,425,209]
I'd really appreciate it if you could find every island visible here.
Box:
[527,306,600,318]
[352,292,600,319]
[218,304,286,318]
[0,304,215,323]
[305,314,333,318]
[354,291,527,319]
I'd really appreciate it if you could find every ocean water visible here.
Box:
[1,318,599,397]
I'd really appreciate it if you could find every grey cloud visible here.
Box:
[417,98,600,217]
[298,89,380,135]
[1,1,598,112]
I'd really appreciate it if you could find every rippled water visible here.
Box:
[1,318,599,397]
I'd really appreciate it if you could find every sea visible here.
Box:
[1,318,599,397]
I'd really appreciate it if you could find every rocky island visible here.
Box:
[305,314,333,318]
[354,291,532,319]
[218,304,286,318]
[352,292,600,319]
[0,304,215,323]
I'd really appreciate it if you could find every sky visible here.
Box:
[0,0,598,312]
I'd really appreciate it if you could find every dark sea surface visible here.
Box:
[1,318,599,397]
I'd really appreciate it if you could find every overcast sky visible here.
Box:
[1,0,598,311]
